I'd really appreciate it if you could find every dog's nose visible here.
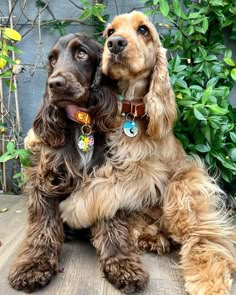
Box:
[48,76,66,90]
[107,36,128,54]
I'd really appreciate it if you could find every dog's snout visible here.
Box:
[107,36,128,54]
[48,76,66,90]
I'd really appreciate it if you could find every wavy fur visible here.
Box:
[61,12,236,294]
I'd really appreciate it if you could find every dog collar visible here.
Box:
[65,105,92,125]
[121,100,145,118]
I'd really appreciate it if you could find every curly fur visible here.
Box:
[60,12,236,294]
[8,33,123,293]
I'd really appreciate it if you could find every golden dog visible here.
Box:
[60,11,236,294]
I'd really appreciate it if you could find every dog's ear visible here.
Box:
[90,71,117,133]
[144,27,177,139]
[91,58,102,88]
[33,89,68,147]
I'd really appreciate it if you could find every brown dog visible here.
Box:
[8,33,118,292]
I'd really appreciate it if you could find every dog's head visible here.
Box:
[102,11,159,80]
[102,11,176,139]
[33,33,117,147]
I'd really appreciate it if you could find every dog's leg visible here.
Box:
[60,160,167,229]
[132,211,171,255]
[8,188,64,292]
[91,212,149,294]
[162,161,236,295]
[137,223,171,255]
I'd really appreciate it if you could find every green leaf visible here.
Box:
[211,152,236,172]
[160,0,169,17]
[0,152,14,162]
[206,104,229,115]
[230,148,236,162]
[209,117,221,129]
[80,10,92,20]
[0,70,12,78]
[193,108,207,120]
[206,77,219,87]
[205,55,217,61]
[202,86,213,104]
[13,172,23,179]
[177,100,197,106]
[17,149,31,167]
[202,18,209,33]
[224,58,235,66]
[190,85,203,91]
[175,77,188,88]
[194,57,204,64]
[4,45,23,54]
[230,132,236,143]
[195,144,210,153]
[195,26,206,34]
[173,0,181,16]
[7,141,15,153]
[0,55,17,65]
[230,68,236,81]
[94,13,106,23]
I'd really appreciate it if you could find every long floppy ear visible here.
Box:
[144,26,177,139]
[33,90,68,147]
[90,64,117,133]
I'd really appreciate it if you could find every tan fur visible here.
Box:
[27,12,236,294]
[24,128,42,153]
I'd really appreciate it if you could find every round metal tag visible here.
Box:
[123,120,139,137]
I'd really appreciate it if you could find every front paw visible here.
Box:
[8,259,56,292]
[138,232,171,255]
[102,257,149,294]
[24,128,42,154]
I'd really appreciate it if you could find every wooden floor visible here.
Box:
[0,195,236,295]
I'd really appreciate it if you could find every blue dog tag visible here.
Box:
[123,120,139,137]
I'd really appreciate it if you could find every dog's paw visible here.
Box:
[138,232,170,255]
[24,128,42,154]
[102,257,149,294]
[8,260,56,292]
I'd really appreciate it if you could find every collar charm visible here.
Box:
[78,124,94,152]
[65,105,94,152]
[123,119,139,137]
[121,100,145,138]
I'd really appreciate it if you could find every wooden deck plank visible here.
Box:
[0,195,236,294]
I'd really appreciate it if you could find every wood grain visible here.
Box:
[0,195,235,295]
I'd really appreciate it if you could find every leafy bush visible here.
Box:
[141,0,236,197]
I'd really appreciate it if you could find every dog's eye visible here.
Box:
[107,29,115,37]
[77,49,88,60]
[137,25,149,36]
[50,57,57,66]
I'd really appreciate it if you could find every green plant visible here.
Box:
[0,141,31,190]
[36,0,107,38]
[0,26,29,193]
[141,0,236,197]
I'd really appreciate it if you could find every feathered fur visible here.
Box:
[8,33,121,293]
[61,12,236,294]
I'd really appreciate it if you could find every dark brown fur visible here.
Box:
[8,33,120,292]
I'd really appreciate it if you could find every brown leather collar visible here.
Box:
[121,100,145,117]
[65,105,92,125]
